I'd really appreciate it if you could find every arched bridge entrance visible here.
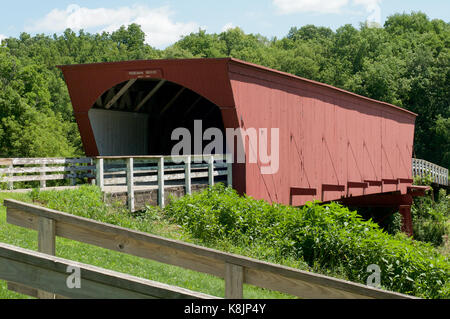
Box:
[89,78,226,157]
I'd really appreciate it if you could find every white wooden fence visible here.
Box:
[95,154,233,211]
[412,158,448,186]
[0,155,233,196]
[0,158,94,190]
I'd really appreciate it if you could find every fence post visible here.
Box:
[226,154,233,188]
[40,164,46,189]
[208,155,214,187]
[70,164,76,186]
[127,158,135,212]
[158,157,165,208]
[96,158,104,191]
[185,155,191,195]
[37,216,56,299]
[225,263,244,299]
[7,164,13,190]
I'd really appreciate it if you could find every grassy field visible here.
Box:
[0,190,292,299]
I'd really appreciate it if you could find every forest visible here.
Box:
[0,12,448,167]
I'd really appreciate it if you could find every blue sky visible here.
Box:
[0,1,449,48]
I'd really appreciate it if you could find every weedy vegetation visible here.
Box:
[164,184,449,299]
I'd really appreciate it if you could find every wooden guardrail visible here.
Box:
[0,158,94,190]
[412,158,448,186]
[0,243,215,299]
[4,199,417,299]
[94,154,233,210]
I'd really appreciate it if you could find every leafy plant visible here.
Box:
[0,173,7,191]
[165,184,450,299]
[412,189,450,247]
[413,173,434,187]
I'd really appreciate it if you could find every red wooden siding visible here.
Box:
[227,59,416,206]
[59,58,417,207]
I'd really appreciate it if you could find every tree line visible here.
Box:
[0,12,448,167]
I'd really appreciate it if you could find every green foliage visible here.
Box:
[412,189,450,247]
[0,173,7,190]
[413,173,434,187]
[411,174,450,247]
[433,116,450,167]
[0,46,81,157]
[30,185,156,233]
[165,184,450,299]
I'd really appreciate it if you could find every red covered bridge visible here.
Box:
[58,58,425,235]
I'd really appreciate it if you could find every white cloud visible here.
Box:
[0,34,6,42]
[353,0,382,24]
[273,0,382,24]
[221,22,235,32]
[273,0,350,14]
[25,4,199,48]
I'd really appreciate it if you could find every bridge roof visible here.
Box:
[57,57,417,117]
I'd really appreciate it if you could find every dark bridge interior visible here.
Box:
[91,78,226,156]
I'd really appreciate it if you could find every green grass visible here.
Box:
[0,188,292,299]
[0,192,35,299]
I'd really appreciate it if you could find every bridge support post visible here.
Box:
[127,158,135,212]
[185,156,191,195]
[399,205,413,237]
[208,155,214,187]
[226,154,233,188]
[158,157,165,208]
[95,158,104,191]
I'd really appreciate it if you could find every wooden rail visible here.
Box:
[94,154,233,211]
[0,155,233,212]
[0,158,94,190]
[4,199,417,299]
[0,243,215,299]
[412,159,448,186]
